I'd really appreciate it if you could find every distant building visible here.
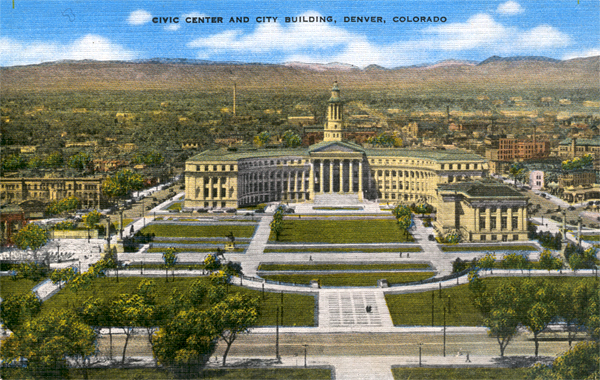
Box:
[529,170,544,191]
[0,204,26,246]
[558,137,600,159]
[0,177,106,209]
[559,170,599,203]
[497,138,550,161]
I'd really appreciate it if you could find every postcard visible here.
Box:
[1,1,599,379]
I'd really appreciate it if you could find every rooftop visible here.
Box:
[438,180,526,198]
[559,137,600,146]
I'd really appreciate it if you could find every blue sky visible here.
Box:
[1,0,598,67]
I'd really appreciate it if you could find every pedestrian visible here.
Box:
[407,253,410,258]
[309,255,312,261]
[399,252,403,258]
[466,353,471,363]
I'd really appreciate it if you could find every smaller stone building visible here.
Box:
[435,180,529,242]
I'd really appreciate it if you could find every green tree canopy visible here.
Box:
[0,310,96,378]
[12,223,48,257]
[68,152,92,171]
[0,292,42,332]
[282,130,302,148]
[101,169,144,199]
[83,209,102,230]
[253,131,271,147]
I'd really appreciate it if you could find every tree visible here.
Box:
[468,270,491,317]
[478,253,496,273]
[46,195,81,216]
[500,252,530,273]
[528,341,600,380]
[282,130,301,148]
[2,154,26,172]
[509,162,525,188]
[111,294,153,364]
[68,152,91,171]
[153,308,218,375]
[12,223,48,262]
[204,253,221,271]
[0,293,42,332]
[76,296,115,360]
[210,293,259,366]
[50,267,76,289]
[0,310,96,379]
[539,250,563,271]
[253,131,271,147]
[163,248,178,282]
[520,279,557,357]
[270,209,284,241]
[482,282,522,356]
[101,169,144,200]
[135,279,161,353]
[83,209,102,231]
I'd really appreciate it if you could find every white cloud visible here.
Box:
[0,35,137,66]
[186,10,572,68]
[165,24,180,31]
[562,48,600,60]
[423,13,510,51]
[127,9,152,25]
[497,1,524,15]
[516,25,570,49]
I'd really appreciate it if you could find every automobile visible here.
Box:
[567,206,575,211]
[284,208,295,214]
[540,193,547,198]
[428,234,435,241]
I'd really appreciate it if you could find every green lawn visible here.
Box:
[3,367,332,380]
[258,263,430,271]
[140,224,256,238]
[264,247,422,253]
[270,219,413,243]
[146,247,246,253]
[440,245,537,252]
[385,277,599,327]
[167,202,182,211]
[42,277,315,327]
[392,367,530,380]
[261,272,434,287]
[583,235,600,241]
[153,239,249,245]
[313,206,362,210]
[112,218,134,230]
[0,277,44,298]
[126,263,206,270]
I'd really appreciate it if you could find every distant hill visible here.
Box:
[1,55,597,94]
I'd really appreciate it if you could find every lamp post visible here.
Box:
[418,343,422,367]
[302,344,308,368]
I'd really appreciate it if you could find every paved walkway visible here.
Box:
[318,289,394,331]
[240,214,273,277]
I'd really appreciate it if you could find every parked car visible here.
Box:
[428,234,435,241]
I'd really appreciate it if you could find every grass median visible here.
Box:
[385,277,598,327]
[261,272,434,287]
[3,368,332,380]
[440,244,537,252]
[146,247,246,253]
[140,224,256,238]
[0,277,45,298]
[392,368,529,380]
[42,277,315,327]
[263,247,422,253]
[258,263,430,271]
[270,219,413,243]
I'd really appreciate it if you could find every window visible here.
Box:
[512,216,518,230]
[501,216,507,230]
[480,235,486,241]
[502,235,508,242]
[479,216,486,230]
[491,235,497,241]
[490,218,497,230]
[513,235,519,241]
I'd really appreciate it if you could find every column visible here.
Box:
[475,207,480,232]
[339,160,344,193]
[518,207,523,230]
[507,207,513,230]
[329,161,334,194]
[216,177,221,199]
[308,163,315,200]
[199,177,205,200]
[349,161,353,193]
[358,161,363,200]
[485,207,491,232]
[301,171,306,192]
[208,177,213,200]
[294,171,299,198]
[319,161,324,194]
[496,209,501,232]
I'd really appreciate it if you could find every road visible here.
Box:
[97,331,574,359]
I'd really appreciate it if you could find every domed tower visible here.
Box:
[324,81,344,142]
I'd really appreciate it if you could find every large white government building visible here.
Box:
[185,82,529,241]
